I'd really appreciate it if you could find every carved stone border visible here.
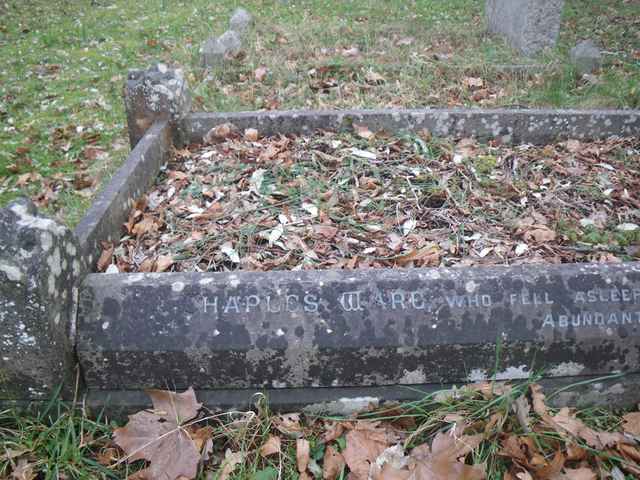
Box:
[3,103,640,413]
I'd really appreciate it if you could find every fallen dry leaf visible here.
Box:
[297,438,311,473]
[523,225,557,243]
[204,123,239,144]
[322,445,345,480]
[407,429,485,480]
[622,412,640,436]
[10,458,36,480]
[550,408,630,449]
[217,449,245,480]
[113,388,203,480]
[273,413,304,437]
[365,70,385,85]
[244,128,259,141]
[97,242,114,272]
[260,435,281,457]
[354,123,375,140]
[534,449,565,479]
[155,255,174,272]
[342,422,399,480]
[556,467,597,480]
[254,66,268,82]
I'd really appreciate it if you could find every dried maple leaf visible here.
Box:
[113,388,203,480]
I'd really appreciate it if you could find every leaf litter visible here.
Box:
[104,128,639,273]
[25,380,640,480]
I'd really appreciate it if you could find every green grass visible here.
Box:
[4,376,637,479]
[0,0,638,225]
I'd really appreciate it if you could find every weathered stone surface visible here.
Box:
[229,8,253,34]
[180,108,640,147]
[74,120,173,269]
[0,199,82,401]
[486,0,565,56]
[124,63,191,148]
[570,40,602,75]
[200,31,242,68]
[78,263,640,395]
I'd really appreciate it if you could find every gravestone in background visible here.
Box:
[486,0,565,56]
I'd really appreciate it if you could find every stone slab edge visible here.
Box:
[78,262,640,392]
[73,120,172,270]
[83,373,637,418]
[180,108,640,146]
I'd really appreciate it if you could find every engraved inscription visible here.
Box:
[198,286,640,332]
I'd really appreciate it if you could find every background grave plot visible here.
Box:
[2,62,640,413]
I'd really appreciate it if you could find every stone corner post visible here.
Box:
[0,198,85,403]
[124,63,192,149]
[485,0,566,56]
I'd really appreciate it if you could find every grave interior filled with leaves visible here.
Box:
[3,379,640,479]
[98,125,640,273]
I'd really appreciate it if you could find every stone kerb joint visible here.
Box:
[0,198,85,402]
[124,63,192,148]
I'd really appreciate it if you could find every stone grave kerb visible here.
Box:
[124,63,192,149]
[0,198,85,402]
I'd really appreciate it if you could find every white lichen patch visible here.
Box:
[468,365,531,382]
[40,231,53,252]
[171,281,185,292]
[467,368,488,382]
[548,362,585,377]
[0,261,24,283]
[304,396,380,416]
[17,322,36,346]
[12,205,66,236]
[47,247,62,296]
[495,365,530,380]
[399,367,427,384]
